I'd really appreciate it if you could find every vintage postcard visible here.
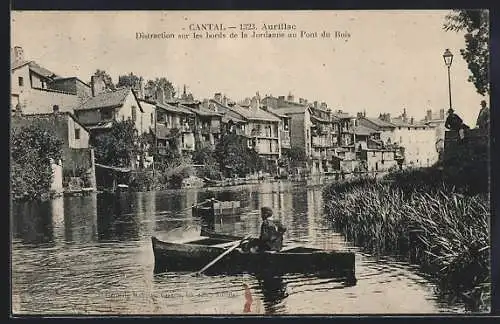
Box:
[10,10,490,315]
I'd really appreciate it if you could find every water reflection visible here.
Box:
[256,275,288,314]
[12,199,54,245]
[11,181,464,314]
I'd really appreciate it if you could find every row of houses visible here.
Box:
[10,45,446,182]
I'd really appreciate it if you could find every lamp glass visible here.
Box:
[443,49,453,66]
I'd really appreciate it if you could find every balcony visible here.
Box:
[312,135,332,148]
[280,130,291,148]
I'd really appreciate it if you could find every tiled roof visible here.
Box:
[310,115,330,123]
[352,125,378,136]
[11,60,59,78]
[179,104,217,116]
[221,113,245,124]
[157,102,194,115]
[363,117,396,129]
[76,88,131,111]
[266,108,290,119]
[211,99,280,122]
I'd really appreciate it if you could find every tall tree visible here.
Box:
[92,119,139,167]
[145,77,176,101]
[117,72,143,89]
[92,69,116,91]
[444,10,489,96]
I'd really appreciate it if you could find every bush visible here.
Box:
[165,164,195,188]
[10,120,63,200]
[323,168,490,312]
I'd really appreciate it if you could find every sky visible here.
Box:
[11,10,488,125]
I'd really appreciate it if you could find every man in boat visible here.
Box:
[241,207,287,253]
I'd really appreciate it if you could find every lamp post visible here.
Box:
[443,49,454,111]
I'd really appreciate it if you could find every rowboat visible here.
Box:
[151,233,357,284]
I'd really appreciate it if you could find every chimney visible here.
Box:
[222,95,228,106]
[314,101,318,108]
[138,77,144,100]
[250,96,259,111]
[53,105,60,114]
[402,108,407,123]
[410,117,414,125]
[320,102,327,110]
[357,112,364,119]
[439,109,445,120]
[156,87,166,104]
[11,46,25,62]
[214,93,222,103]
[91,75,106,97]
[426,109,432,122]
[287,93,294,102]
[299,98,305,104]
[278,96,285,106]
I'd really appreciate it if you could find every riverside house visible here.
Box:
[263,94,341,175]
[10,46,91,115]
[209,93,282,166]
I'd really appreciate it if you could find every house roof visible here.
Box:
[157,102,194,115]
[352,125,378,136]
[184,105,222,117]
[265,108,290,119]
[362,117,396,129]
[211,99,280,122]
[86,121,114,130]
[75,88,143,112]
[310,114,330,123]
[18,111,91,133]
[11,60,60,79]
[221,113,245,124]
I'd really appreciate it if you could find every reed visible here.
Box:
[323,169,490,312]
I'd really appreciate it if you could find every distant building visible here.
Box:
[359,109,440,168]
[74,82,145,136]
[10,46,91,115]
[208,92,283,164]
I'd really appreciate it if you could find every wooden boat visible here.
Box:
[151,233,356,284]
[192,199,242,218]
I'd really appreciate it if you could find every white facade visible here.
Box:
[392,126,439,167]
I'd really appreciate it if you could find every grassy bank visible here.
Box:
[323,168,490,312]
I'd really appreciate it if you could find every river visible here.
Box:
[11,180,467,315]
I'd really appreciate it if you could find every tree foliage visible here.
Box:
[214,133,264,177]
[444,10,489,96]
[117,72,143,89]
[92,119,138,167]
[92,69,116,91]
[10,120,64,200]
[145,77,176,100]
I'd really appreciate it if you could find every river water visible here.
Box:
[11,180,467,315]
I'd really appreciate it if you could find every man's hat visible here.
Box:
[261,207,273,218]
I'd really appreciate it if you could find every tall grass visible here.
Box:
[323,169,490,312]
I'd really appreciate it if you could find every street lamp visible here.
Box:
[443,49,454,110]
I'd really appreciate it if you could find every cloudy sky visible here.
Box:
[11,10,487,125]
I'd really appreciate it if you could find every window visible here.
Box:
[400,136,402,143]
[131,106,137,122]
[269,141,272,152]
[150,113,154,124]
[18,77,24,86]
[101,109,113,120]
[306,129,310,138]
[75,129,81,140]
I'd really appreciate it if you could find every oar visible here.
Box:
[194,235,251,276]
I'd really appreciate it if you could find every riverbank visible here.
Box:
[323,168,490,312]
